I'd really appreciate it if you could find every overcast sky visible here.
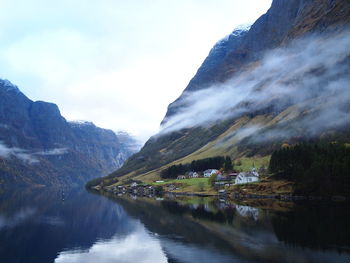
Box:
[0,0,272,143]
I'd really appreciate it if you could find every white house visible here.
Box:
[216,173,230,181]
[203,169,219,177]
[188,172,199,178]
[235,169,259,184]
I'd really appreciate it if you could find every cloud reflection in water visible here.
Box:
[54,222,167,263]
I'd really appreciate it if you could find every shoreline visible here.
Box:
[97,186,349,202]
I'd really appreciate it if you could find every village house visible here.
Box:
[216,173,231,181]
[214,173,231,186]
[203,169,219,177]
[131,188,139,195]
[188,172,199,178]
[131,182,138,187]
[145,186,155,196]
[115,185,126,194]
[128,184,156,196]
[235,169,259,184]
[177,175,186,180]
[228,172,239,178]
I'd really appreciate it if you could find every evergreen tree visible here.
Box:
[224,156,233,171]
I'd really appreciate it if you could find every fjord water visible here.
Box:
[1,189,350,263]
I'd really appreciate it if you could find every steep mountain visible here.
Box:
[162,24,251,122]
[93,0,350,187]
[0,79,138,187]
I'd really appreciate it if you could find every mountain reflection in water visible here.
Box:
[0,188,350,263]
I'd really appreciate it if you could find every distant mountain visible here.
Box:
[114,131,141,153]
[92,0,350,187]
[0,79,138,187]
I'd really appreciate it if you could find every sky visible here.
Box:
[0,0,272,143]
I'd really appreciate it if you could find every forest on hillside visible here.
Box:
[160,156,233,179]
[269,143,350,196]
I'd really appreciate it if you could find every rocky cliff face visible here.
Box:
[0,80,138,187]
[95,0,350,186]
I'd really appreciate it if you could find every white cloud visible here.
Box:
[0,141,68,164]
[0,141,39,164]
[35,148,68,156]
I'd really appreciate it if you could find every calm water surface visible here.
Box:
[1,187,350,263]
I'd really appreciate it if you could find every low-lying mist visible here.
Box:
[159,29,350,144]
[0,141,68,164]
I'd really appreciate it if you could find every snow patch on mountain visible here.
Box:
[0,79,21,93]
[69,120,95,127]
[213,23,252,50]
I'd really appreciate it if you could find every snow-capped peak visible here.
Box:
[0,79,20,93]
[210,23,252,55]
[224,22,253,41]
[233,22,253,32]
